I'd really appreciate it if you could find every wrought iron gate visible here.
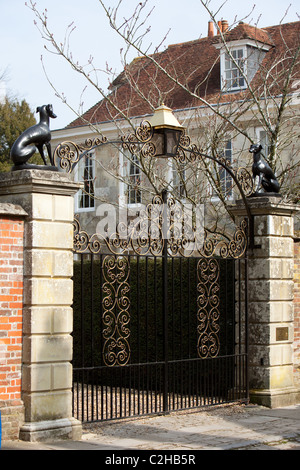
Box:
[71,193,249,423]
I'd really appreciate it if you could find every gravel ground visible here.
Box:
[2,403,300,450]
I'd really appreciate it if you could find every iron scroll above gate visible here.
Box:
[73,195,248,259]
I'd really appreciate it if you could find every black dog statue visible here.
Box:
[249,144,280,194]
[10,104,58,171]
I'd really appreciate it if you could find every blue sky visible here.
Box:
[0,0,298,129]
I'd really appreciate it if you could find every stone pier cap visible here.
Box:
[229,195,299,218]
[0,169,82,198]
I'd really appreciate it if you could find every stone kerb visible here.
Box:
[0,170,82,441]
[230,196,300,408]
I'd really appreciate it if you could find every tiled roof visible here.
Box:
[219,21,274,45]
[67,21,300,128]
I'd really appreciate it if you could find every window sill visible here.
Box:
[75,206,96,213]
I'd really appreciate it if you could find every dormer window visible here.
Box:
[223,47,246,90]
[216,40,271,92]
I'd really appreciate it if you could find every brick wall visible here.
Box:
[0,204,27,440]
[294,235,300,388]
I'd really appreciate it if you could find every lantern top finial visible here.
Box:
[149,104,184,131]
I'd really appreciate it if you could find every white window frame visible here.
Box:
[119,149,143,209]
[128,153,142,205]
[211,139,234,201]
[221,46,247,91]
[170,159,186,198]
[256,127,271,159]
[74,152,96,212]
[217,40,270,92]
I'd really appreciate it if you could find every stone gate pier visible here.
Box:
[0,169,82,441]
[230,195,300,408]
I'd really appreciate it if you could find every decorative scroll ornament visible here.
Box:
[73,217,101,254]
[53,120,156,173]
[102,255,130,366]
[176,132,254,198]
[53,119,254,200]
[197,258,220,358]
[73,195,248,259]
[200,219,248,259]
[53,136,108,173]
[121,120,156,158]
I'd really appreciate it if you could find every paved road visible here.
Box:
[2,403,300,451]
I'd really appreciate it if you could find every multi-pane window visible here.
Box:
[127,153,141,205]
[220,140,233,196]
[212,140,233,199]
[220,43,268,92]
[224,48,245,90]
[257,128,270,159]
[76,153,95,210]
[171,160,186,198]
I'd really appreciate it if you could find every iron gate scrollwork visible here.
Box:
[102,255,131,367]
[197,258,220,359]
[72,192,249,423]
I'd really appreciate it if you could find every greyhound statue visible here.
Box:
[10,104,58,171]
[249,144,280,194]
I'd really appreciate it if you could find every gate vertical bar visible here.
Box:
[80,254,85,422]
[244,252,249,402]
[162,189,169,413]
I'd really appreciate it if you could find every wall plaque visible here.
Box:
[276,327,289,341]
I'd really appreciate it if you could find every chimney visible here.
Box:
[208,21,214,37]
[221,20,229,32]
[216,20,229,34]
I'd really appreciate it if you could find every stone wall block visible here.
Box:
[31,193,54,220]
[253,236,294,258]
[24,250,73,277]
[29,193,74,222]
[53,250,74,277]
[23,278,73,306]
[22,363,72,393]
[270,366,295,389]
[248,258,294,280]
[255,215,294,237]
[25,221,73,249]
[22,364,52,392]
[22,390,73,422]
[249,344,293,367]
[52,363,72,390]
[53,195,74,222]
[23,307,73,335]
[247,301,294,323]
[22,335,73,364]
[246,279,294,302]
